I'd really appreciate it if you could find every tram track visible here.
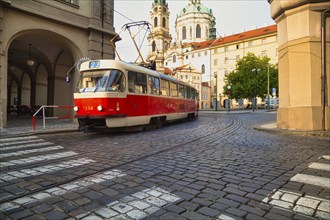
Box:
[0,115,243,205]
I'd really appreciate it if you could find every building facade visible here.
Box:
[147,0,216,107]
[0,0,117,127]
[209,25,278,108]
[146,0,279,110]
[269,0,330,131]
[165,25,278,109]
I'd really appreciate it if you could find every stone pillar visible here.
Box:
[269,0,330,131]
[0,3,7,128]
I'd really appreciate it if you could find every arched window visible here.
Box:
[196,24,201,38]
[201,64,205,74]
[182,26,186,40]
[162,17,166,28]
[154,17,158,27]
[173,55,176,63]
[190,26,192,38]
[152,41,156,52]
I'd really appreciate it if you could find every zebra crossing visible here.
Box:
[0,135,182,219]
[263,155,330,219]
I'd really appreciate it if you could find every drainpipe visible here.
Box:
[321,8,330,131]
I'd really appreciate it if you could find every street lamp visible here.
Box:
[214,73,218,111]
[267,65,270,110]
[227,85,231,112]
[252,68,260,112]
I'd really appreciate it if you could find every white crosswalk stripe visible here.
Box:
[0,158,95,182]
[0,136,39,143]
[290,174,330,188]
[0,145,64,158]
[0,138,45,147]
[261,154,330,219]
[308,162,330,171]
[320,155,330,160]
[0,151,78,168]
[0,169,125,212]
[77,186,180,219]
[1,141,54,151]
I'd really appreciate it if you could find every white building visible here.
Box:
[147,0,216,106]
[146,0,278,109]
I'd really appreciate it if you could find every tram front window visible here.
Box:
[78,69,125,93]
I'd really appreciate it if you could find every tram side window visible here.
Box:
[170,82,178,97]
[160,79,170,96]
[191,88,196,99]
[128,71,147,93]
[148,76,160,95]
[178,85,185,98]
[186,86,191,99]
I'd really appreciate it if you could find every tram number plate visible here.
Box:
[89,61,100,68]
[84,106,94,111]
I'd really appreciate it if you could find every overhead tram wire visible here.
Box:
[111,2,161,67]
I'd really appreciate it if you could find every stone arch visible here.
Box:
[4,29,83,125]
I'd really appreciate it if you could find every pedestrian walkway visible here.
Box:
[262,154,330,220]
[0,116,78,137]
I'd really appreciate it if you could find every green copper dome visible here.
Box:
[179,2,213,16]
[153,0,167,6]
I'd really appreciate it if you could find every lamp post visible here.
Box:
[267,65,270,110]
[252,68,260,112]
[214,73,218,111]
[227,85,231,112]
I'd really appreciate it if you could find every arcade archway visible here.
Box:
[6,30,82,125]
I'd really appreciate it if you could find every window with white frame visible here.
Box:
[262,50,267,57]
[214,59,218,66]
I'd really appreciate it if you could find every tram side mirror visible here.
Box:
[66,76,70,84]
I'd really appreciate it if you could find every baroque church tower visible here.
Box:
[146,0,172,71]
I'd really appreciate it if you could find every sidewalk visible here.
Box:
[201,109,330,138]
[1,112,329,138]
[0,116,78,138]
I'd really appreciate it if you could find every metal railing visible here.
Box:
[32,105,73,130]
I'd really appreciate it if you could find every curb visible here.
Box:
[0,127,78,138]
[255,124,330,138]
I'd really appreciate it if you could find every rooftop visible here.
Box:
[181,24,277,50]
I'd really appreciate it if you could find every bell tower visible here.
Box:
[147,0,172,71]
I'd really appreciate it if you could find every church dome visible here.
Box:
[179,1,213,17]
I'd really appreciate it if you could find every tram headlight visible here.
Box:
[73,106,79,112]
[97,105,103,111]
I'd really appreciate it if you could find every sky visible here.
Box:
[113,0,275,62]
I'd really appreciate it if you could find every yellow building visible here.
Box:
[0,0,117,128]
[269,0,330,131]
[192,25,278,108]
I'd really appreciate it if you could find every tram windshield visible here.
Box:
[77,69,125,93]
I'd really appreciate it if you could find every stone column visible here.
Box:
[0,3,7,128]
[269,0,330,131]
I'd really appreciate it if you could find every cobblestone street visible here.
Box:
[0,111,329,220]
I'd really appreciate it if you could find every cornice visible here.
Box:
[269,0,330,19]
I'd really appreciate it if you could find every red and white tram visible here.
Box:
[73,59,198,130]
